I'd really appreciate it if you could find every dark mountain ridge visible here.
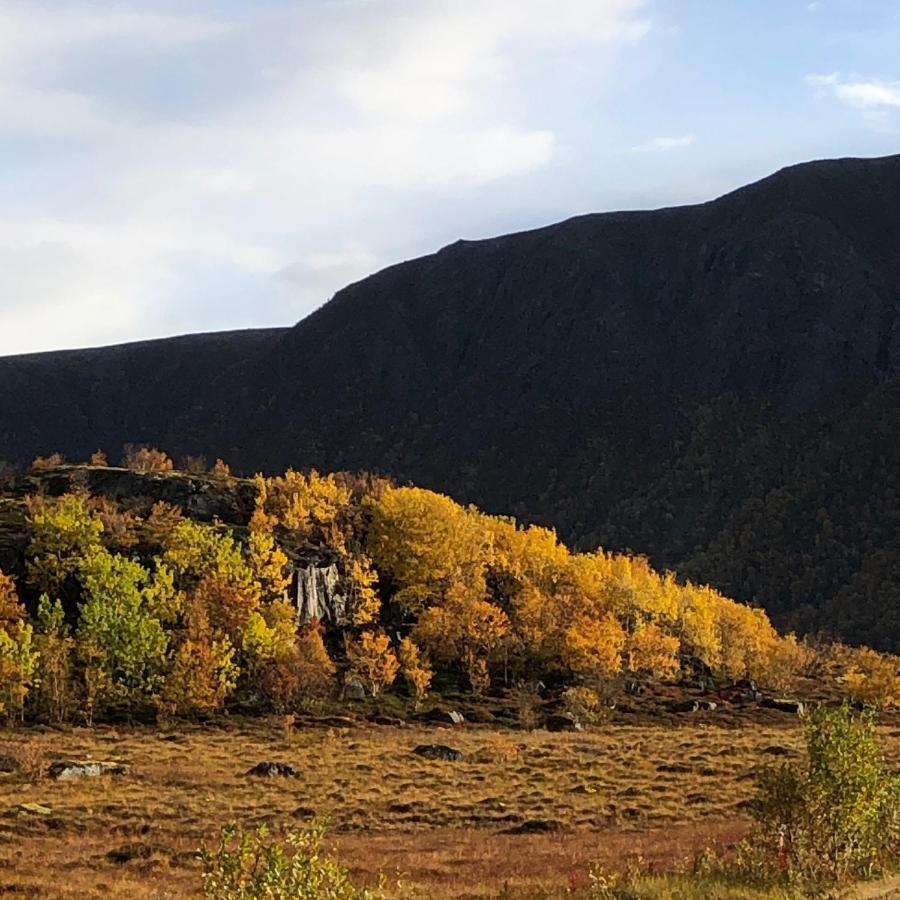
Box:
[3,153,900,647]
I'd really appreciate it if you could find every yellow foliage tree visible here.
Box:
[627,622,680,679]
[563,612,626,679]
[368,487,485,613]
[398,637,432,706]
[346,630,399,697]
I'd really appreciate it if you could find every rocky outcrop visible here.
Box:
[245,761,301,778]
[294,558,348,625]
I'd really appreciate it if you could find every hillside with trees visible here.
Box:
[0,453,897,726]
[3,155,900,649]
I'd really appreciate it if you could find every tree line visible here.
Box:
[0,450,897,723]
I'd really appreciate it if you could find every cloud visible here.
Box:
[805,73,900,110]
[807,2,823,12]
[632,134,697,152]
[0,0,653,355]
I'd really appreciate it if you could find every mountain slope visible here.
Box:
[3,153,900,647]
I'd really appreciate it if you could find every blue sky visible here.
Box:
[1,0,899,355]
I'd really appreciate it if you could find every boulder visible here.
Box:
[504,819,563,834]
[423,709,465,726]
[413,744,466,762]
[245,761,301,778]
[670,699,717,713]
[47,761,129,780]
[762,698,805,715]
[342,679,366,702]
[544,713,583,732]
[0,754,18,773]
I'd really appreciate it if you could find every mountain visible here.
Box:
[3,153,900,648]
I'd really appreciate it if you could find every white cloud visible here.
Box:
[0,0,653,354]
[805,73,900,110]
[632,134,697,152]
[807,2,823,12]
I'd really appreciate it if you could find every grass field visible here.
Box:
[3,715,900,898]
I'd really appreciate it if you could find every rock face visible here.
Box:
[48,760,129,780]
[422,709,465,726]
[294,560,347,626]
[413,744,466,762]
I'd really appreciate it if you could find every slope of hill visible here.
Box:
[2,154,900,647]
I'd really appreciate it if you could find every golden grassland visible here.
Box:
[5,715,900,899]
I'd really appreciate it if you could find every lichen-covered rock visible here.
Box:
[413,744,465,762]
[295,560,348,625]
[762,698,805,715]
[48,760,129,780]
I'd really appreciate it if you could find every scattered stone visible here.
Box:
[245,762,301,778]
[504,819,562,834]
[308,715,357,729]
[762,745,794,756]
[670,699,717,713]
[47,761,129,780]
[106,843,173,865]
[342,679,366,702]
[413,744,466,762]
[0,755,17,773]
[762,698,805,715]
[292,806,318,819]
[656,762,692,773]
[544,713,583,732]
[423,709,465,726]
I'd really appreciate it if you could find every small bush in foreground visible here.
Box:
[201,821,378,900]
[751,703,900,887]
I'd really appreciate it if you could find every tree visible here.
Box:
[345,630,399,698]
[90,450,108,467]
[76,548,174,701]
[414,585,509,693]
[26,493,104,594]
[398,637,432,706]
[122,445,174,473]
[563,612,626,680]
[0,619,37,723]
[841,647,900,709]
[367,487,485,613]
[626,622,680,680]
[162,591,237,716]
[32,595,74,723]
[30,453,64,471]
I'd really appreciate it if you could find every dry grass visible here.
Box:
[1,717,897,898]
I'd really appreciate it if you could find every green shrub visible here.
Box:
[201,821,378,899]
[751,703,900,886]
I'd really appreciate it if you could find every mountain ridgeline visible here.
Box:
[3,153,900,649]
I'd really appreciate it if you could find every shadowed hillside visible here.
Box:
[3,154,900,647]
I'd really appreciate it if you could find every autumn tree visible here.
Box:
[626,622,680,680]
[90,450,108,467]
[415,585,509,693]
[122,445,174,474]
[31,595,75,723]
[398,637,432,706]
[346,630,399,697]
[0,571,37,722]
[162,592,237,716]
[368,487,485,614]
[30,452,64,471]
[26,493,104,594]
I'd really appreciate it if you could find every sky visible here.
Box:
[1,0,899,356]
